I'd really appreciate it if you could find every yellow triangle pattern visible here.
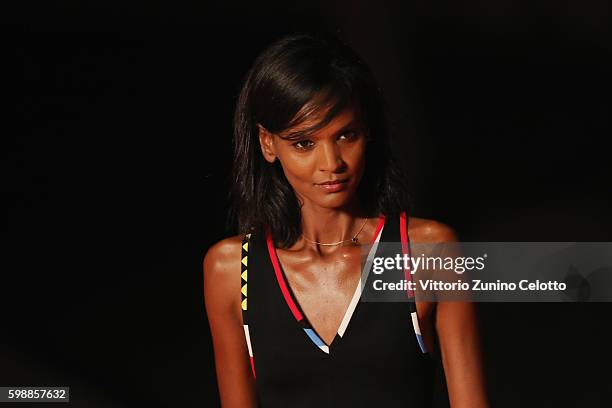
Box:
[241,233,250,312]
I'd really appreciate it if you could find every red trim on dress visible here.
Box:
[372,215,386,244]
[399,211,415,299]
[250,356,256,378]
[266,229,304,321]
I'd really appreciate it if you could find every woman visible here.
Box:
[203,33,488,407]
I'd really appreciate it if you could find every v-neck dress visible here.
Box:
[239,211,448,407]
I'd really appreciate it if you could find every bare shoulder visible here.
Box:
[203,235,244,315]
[203,235,244,277]
[407,217,459,353]
[407,216,458,243]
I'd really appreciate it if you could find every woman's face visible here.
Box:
[258,103,368,211]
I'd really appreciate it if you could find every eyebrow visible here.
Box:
[279,119,359,141]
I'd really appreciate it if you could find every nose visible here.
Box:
[318,141,345,173]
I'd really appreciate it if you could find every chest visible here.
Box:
[275,248,363,345]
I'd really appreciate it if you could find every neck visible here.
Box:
[299,200,367,250]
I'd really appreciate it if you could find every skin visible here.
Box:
[203,103,489,407]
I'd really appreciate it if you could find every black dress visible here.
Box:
[239,211,449,407]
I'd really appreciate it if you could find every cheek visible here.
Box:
[277,153,315,184]
[344,143,367,171]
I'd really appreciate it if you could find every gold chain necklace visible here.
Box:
[302,217,369,246]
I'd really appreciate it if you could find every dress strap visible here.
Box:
[240,232,256,378]
[400,211,427,353]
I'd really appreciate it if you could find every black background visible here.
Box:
[3,1,612,406]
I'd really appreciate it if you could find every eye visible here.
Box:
[292,139,315,150]
[338,130,358,141]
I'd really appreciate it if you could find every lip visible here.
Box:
[315,178,349,193]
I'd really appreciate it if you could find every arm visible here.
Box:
[433,224,488,408]
[203,237,258,407]
[411,219,489,407]
[437,300,488,408]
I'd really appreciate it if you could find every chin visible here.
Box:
[313,190,358,209]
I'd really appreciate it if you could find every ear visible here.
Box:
[257,124,277,163]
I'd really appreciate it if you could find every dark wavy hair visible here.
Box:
[229,32,412,248]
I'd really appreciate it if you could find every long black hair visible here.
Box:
[229,32,412,248]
